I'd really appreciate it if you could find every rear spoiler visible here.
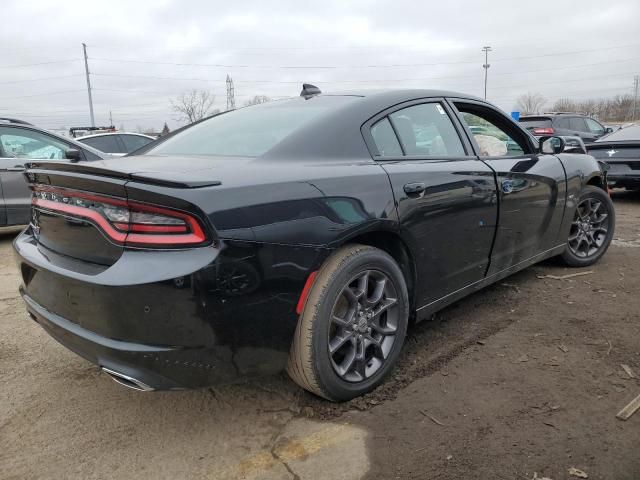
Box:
[25,161,221,189]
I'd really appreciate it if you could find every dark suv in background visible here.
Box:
[520,112,612,142]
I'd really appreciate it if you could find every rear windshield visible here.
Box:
[519,117,552,129]
[146,96,358,157]
[597,124,640,142]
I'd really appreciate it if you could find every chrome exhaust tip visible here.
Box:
[101,367,155,392]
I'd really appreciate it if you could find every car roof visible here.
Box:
[0,122,108,158]
[77,132,155,140]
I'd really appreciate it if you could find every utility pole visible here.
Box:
[482,46,492,100]
[226,75,235,111]
[633,75,639,121]
[82,43,95,127]
[109,110,113,127]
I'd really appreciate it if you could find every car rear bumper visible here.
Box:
[14,228,328,390]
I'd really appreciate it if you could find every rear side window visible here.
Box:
[388,103,465,156]
[121,135,153,152]
[80,135,124,153]
[370,118,402,157]
[555,117,570,129]
[569,117,587,132]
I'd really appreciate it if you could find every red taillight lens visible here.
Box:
[31,186,208,248]
[532,127,555,135]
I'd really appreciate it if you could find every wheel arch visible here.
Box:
[339,229,417,317]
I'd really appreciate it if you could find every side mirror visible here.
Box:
[540,136,565,155]
[604,127,613,134]
[65,149,82,162]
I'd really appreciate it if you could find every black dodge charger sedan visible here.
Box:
[14,87,614,401]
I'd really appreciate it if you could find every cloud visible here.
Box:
[1,0,638,130]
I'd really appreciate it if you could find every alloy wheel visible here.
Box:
[568,197,610,258]
[328,269,399,382]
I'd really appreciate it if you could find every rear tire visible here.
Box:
[287,244,409,401]
[560,185,615,267]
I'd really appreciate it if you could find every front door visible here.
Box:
[0,126,74,226]
[449,100,567,275]
[363,100,498,307]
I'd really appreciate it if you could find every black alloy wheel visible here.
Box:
[328,269,400,382]
[287,244,409,401]
[561,185,615,267]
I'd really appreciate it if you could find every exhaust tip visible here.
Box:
[101,367,155,392]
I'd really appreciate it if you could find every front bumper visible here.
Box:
[14,228,328,390]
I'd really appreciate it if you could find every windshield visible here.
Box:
[146,96,358,157]
[597,124,640,142]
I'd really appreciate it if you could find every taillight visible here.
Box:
[31,186,209,248]
[532,127,555,135]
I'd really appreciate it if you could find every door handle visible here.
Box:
[6,165,25,172]
[403,182,426,196]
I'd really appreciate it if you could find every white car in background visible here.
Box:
[76,132,155,156]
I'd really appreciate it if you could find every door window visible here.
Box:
[121,135,153,152]
[585,118,605,136]
[555,117,570,129]
[388,103,465,156]
[370,118,403,157]
[79,135,124,153]
[0,127,69,160]
[569,117,588,132]
[455,106,529,157]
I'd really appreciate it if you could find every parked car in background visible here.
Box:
[13,88,614,401]
[586,124,640,190]
[77,132,155,156]
[520,112,612,143]
[0,118,109,227]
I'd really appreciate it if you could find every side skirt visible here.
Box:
[414,244,566,322]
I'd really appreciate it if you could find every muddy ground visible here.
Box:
[1,190,639,480]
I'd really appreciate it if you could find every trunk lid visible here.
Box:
[25,158,220,267]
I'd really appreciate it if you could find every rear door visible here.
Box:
[363,99,498,307]
[0,126,77,226]
[449,99,567,274]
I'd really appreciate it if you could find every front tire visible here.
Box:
[287,244,409,401]
[560,185,615,267]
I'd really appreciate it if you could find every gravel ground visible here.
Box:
[1,190,639,480]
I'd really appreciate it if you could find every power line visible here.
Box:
[0,74,83,85]
[0,89,85,100]
[0,59,81,69]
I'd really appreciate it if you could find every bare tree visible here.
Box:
[515,92,546,114]
[551,94,634,121]
[243,95,271,107]
[171,90,217,123]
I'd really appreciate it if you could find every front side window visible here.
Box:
[388,103,465,156]
[456,106,528,157]
[0,127,69,160]
[585,118,605,136]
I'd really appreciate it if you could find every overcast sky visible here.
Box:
[1,0,639,132]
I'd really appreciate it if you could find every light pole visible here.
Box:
[482,46,492,100]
